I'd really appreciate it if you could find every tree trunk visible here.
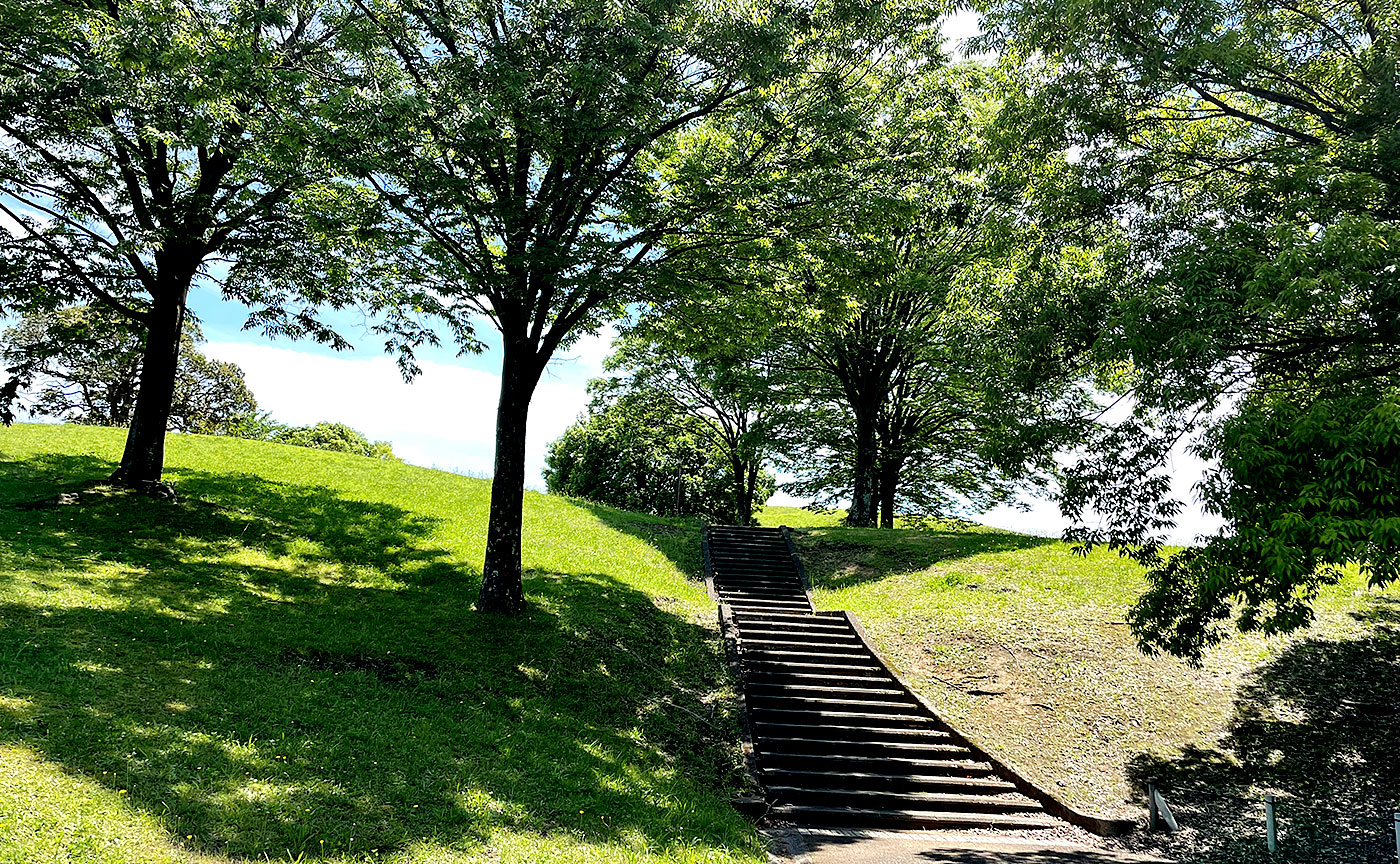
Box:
[730,455,751,525]
[878,455,901,529]
[478,341,544,615]
[111,290,187,488]
[730,458,760,526]
[744,461,760,526]
[849,413,878,527]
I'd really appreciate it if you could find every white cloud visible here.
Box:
[205,338,607,488]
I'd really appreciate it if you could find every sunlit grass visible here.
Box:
[0,424,763,864]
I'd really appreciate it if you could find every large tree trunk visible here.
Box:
[111,289,187,489]
[730,454,753,525]
[478,341,544,615]
[849,412,879,527]
[878,455,902,529]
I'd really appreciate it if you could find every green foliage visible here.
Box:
[673,56,1106,527]
[229,417,397,460]
[545,388,771,523]
[1130,388,1400,658]
[608,311,793,526]
[275,422,397,460]
[978,0,1400,657]
[1,306,258,435]
[0,0,380,481]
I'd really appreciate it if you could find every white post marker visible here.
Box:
[1392,812,1399,863]
[1147,779,1178,833]
[1265,794,1277,853]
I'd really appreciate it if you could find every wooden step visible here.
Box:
[757,751,998,775]
[763,769,1017,794]
[752,721,952,744]
[745,682,907,699]
[766,804,1060,830]
[769,786,1043,814]
[748,695,922,714]
[756,737,972,759]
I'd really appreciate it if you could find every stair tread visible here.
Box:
[768,785,1039,806]
[765,769,1016,788]
[767,804,1060,829]
[753,720,949,736]
[749,697,919,712]
[758,736,967,752]
[746,684,907,696]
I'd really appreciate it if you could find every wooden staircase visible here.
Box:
[706,524,1067,831]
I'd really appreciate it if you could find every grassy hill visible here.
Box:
[4,424,1396,863]
[758,509,1400,863]
[0,424,761,864]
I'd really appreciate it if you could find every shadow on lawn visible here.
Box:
[0,458,756,860]
[579,503,707,579]
[1125,597,1400,864]
[0,451,116,502]
[792,526,1056,591]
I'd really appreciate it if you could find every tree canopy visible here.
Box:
[1,307,258,435]
[0,0,376,491]
[335,0,936,612]
[978,0,1400,658]
[545,385,770,522]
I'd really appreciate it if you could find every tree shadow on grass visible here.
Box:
[0,458,759,861]
[791,525,1057,591]
[1124,597,1400,864]
[574,501,707,580]
[0,451,116,502]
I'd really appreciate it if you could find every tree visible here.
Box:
[545,386,765,522]
[773,60,1098,527]
[978,0,1400,658]
[1,306,257,435]
[0,0,374,492]
[608,305,793,525]
[338,0,925,612]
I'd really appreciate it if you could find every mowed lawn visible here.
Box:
[757,509,1400,863]
[0,424,763,864]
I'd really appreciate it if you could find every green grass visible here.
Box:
[8,428,1396,863]
[782,520,1400,863]
[0,424,764,864]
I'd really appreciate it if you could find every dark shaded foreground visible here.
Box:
[1125,597,1400,863]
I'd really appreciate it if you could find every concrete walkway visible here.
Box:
[766,829,1172,864]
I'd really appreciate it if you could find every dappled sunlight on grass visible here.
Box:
[0,424,763,864]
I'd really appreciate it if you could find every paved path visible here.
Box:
[766,829,1172,864]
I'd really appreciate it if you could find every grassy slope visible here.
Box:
[758,507,1400,863]
[0,424,762,864]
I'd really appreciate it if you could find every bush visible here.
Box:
[544,392,769,521]
[231,417,396,460]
